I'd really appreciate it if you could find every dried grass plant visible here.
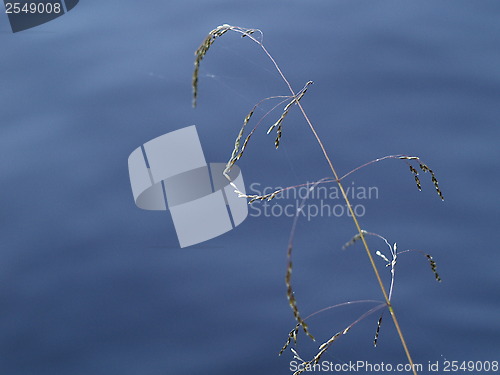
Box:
[192,24,444,375]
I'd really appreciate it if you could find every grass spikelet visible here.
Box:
[419,163,429,172]
[399,156,419,161]
[418,163,444,200]
[408,165,421,190]
[342,230,368,249]
[240,29,256,37]
[414,175,422,191]
[373,315,383,347]
[233,111,253,160]
[390,247,442,283]
[279,323,300,355]
[192,24,232,107]
[375,250,390,265]
[193,25,260,107]
[430,171,444,200]
[425,254,442,282]
[285,247,315,340]
[234,111,255,162]
[238,132,252,159]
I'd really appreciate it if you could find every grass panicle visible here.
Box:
[224,95,291,180]
[192,25,446,375]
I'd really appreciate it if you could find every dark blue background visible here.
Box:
[1,1,499,374]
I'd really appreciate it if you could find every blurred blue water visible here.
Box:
[1,1,499,374]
